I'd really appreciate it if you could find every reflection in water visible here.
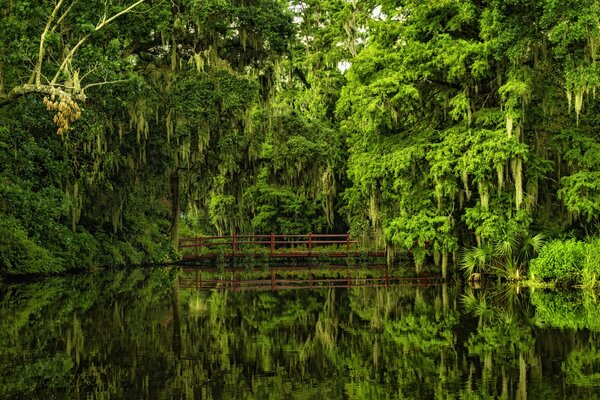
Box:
[1,268,600,399]
[177,265,444,291]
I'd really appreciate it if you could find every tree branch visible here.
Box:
[96,0,146,30]
[50,33,91,84]
[0,84,86,107]
[2,0,146,109]
[83,79,130,91]
[51,0,146,85]
[31,0,66,85]
[52,0,79,32]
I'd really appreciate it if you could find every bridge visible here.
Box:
[178,233,386,261]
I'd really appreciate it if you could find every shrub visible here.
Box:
[0,216,63,275]
[582,238,600,288]
[529,237,600,285]
[529,239,585,283]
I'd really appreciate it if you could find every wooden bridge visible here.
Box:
[178,233,386,261]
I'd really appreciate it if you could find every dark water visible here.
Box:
[1,267,600,399]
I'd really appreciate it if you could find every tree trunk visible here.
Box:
[441,248,448,279]
[171,274,181,358]
[518,351,527,400]
[170,170,180,247]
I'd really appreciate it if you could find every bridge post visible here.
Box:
[270,233,275,257]
[308,233,312,253]
[233,234,237,256]
[385,269,389,288]
[271,269,275,290]
[346,234,350,256]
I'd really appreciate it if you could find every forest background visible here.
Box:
[1,0,600,282]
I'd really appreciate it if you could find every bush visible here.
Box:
[529,239,585,283]
[0,216,63,275]
[582,237,600,287]
[529,237,600,285]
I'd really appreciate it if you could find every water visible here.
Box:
[1,267,599,399]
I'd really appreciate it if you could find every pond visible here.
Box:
[1,267,599,399]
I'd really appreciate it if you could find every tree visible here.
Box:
[336,0,600,275]
[0,0,148,133]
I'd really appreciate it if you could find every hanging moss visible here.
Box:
[511,157,523,210]
[478,181,490,212]
[461,157,471,200]
[166,109,174,144]
[441,248,449,278]
[129,100,150,145]
[574,88,584,124]
[525,178,538,214]
[369,190,379,228]
[321,166,336,227]
[496,164,504,194]
[66,181,82,231]
[506,115,513,137]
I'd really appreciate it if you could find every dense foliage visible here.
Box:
[2,0,600,276]
[529,237,600,286]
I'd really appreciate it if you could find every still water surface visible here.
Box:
[1,267,599,399]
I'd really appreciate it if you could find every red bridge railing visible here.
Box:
[178,234,380,260]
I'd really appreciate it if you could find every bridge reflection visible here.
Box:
[179,265,444,291]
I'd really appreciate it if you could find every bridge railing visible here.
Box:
[178,233,360,258]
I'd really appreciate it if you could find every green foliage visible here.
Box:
[530,240,586,283]
[530,237,600,285]
[460,210,544,279]
[531,290,600,331]
[0,216,61,275]
[559,172,600,222]
[6,269,600,398]
[336,0,600,275]
[245,176,326,234]
[565,348,600,388]
[3,0,600,276]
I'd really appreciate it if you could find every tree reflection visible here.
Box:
[1,271,600,398]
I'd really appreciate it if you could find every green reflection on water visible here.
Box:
[1,268,600,399]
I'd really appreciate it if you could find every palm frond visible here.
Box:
[460,289,479,313]
[521,233,545,260]
[494,234,518,259]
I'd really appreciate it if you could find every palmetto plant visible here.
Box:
[461,244,493,277]
[461,232,545,280]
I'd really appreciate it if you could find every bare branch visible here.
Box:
[31,0,66,85]
[83,79,130,91]
[95,0,145,30]
[0,78,131,108]
[50,33,91,84]
[79,63,100,82]
[2,1,145,109]
[51,0,146,85]
[52,0,79,32]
